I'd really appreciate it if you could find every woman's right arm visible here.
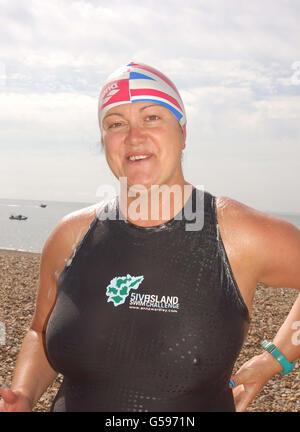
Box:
[0,217,73,412]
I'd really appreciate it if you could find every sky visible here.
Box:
[0,0,299,213]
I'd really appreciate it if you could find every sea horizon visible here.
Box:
[1,196,300,253]
[0,197,95,253]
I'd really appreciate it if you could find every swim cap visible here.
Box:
[98,61,186,139]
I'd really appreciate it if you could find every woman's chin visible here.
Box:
[122,175,156,191]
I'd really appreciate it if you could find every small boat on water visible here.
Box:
[40,203,47,208]
[9,214,28,220]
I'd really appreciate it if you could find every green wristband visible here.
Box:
[261,340,295,376]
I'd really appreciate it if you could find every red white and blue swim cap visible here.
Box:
[98,61,187,139]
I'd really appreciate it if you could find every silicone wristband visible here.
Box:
[261,340,295,376]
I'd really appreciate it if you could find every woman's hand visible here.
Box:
[230,352,282,412]
[0,386,32,412]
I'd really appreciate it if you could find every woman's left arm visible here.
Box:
[232,292,300,412]
[231,211,300,411]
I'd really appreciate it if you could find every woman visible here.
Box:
[1,62,300,412]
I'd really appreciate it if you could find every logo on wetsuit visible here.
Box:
[106,274,144,307]
[105,274,179,313]
[129,293,179,313]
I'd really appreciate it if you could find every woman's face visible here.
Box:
[101,101,185,190]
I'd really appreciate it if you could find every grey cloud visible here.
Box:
[0,0,299,211]
[1,0,299,65]
[1,0,36,25]
[2,61,105,95]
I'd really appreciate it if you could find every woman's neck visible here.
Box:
[119,180,193,227]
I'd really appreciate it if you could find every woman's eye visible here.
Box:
[146,115,159,121]
[108,122,122,129]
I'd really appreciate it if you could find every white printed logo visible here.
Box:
[129,293,180,313]
[102,83,120,104]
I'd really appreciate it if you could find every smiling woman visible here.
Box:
[1,61,300,413]
[102,102,185,198]
[99,62,189,225]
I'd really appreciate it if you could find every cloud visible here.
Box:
[1,0,300,65]
[0,0,299,212]
[0,91,100,146]
[0,145,117,202]
[1,0,299,99]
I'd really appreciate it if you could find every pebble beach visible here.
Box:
[0,248,299,412]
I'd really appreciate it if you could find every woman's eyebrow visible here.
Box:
[103,112,124,119]
[104,104,160,121]
[140,104,160,111]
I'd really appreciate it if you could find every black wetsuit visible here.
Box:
[45,188,250,412]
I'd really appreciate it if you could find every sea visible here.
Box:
[0,197,300,253]
[0,198,95,253]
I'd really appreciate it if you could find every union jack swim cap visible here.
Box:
[98,62,186,139]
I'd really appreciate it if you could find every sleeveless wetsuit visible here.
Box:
[45,188,250,412]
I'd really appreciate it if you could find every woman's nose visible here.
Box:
[125,123,145,146]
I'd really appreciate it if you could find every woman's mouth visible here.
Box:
[126,154,152,163]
